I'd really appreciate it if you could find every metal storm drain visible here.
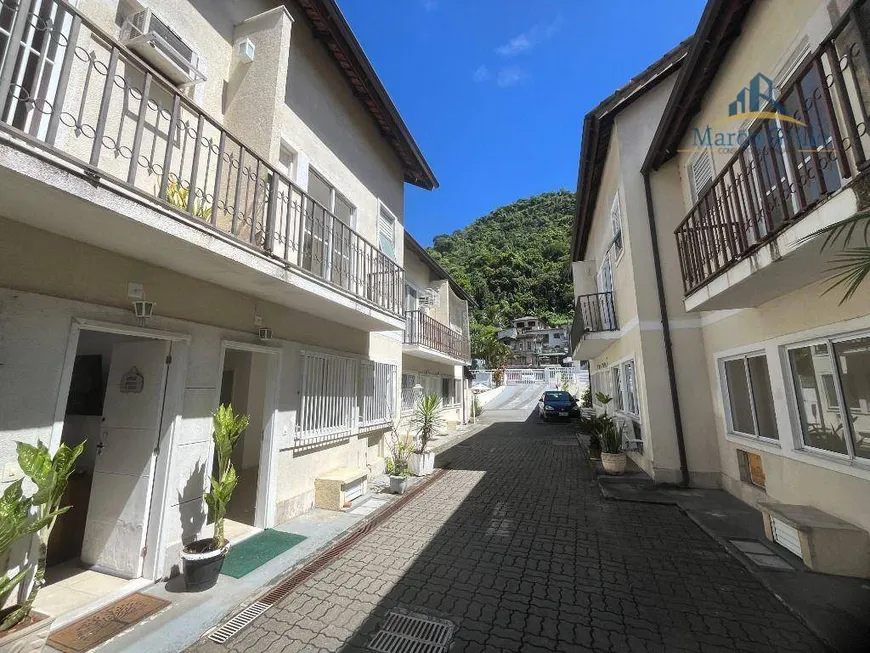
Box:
[368,609,455,653]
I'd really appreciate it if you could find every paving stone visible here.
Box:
[186,418,828,653]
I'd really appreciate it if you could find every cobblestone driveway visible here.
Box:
[190,416,827,653]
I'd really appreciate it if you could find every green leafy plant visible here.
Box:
[385,419,412,478]
[413,393,445,454]
[580,386,592,409]
[800,211,870,303]
[0,481,42,624]
[597,415,622,454]
[493,367,504,387]
[205,404,249,551]
[2,441,84,631]
[162,178,213,221]
[471,395,483,418]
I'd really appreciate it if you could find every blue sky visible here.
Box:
[338,0,707,245]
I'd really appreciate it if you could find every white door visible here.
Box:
[81,340,170,578]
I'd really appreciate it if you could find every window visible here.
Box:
[278,143,296,180]
[611,366,624,412]
[401,373,416,412]
[610,194,623,256]
[308,169,355,225]
[379,203,397,261]
[622,360,639,416]
[441,377,451,403]
[297,351,357,442]
[597,254,613,294]
[359,361,396,428]
[688,149,715,202]
[789,336,870,460]
[722,353,778,440]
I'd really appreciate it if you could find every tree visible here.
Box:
[809,211,870,303]
[471,323,513,368]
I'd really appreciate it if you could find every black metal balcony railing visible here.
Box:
[674,4,870,296]
[404,310,471,362]
[574,292,618,334]
[0,0,403,316]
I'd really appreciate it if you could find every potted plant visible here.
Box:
[1,441,84,651]
[408,393,444,476]
[595,393,625,474]
[385,420,412,494]
[588,432,602,460]
[181,404,249,591]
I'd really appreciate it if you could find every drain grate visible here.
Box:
[208,601,271,644]
[368,610,455,653]
[206,469,449,645]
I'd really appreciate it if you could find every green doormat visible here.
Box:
[221,530,307,578]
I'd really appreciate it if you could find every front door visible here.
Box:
[80,340,169,578]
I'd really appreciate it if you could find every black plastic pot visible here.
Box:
[181,538,227,591]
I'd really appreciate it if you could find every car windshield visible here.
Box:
[543,392,572,402]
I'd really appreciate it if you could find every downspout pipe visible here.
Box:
[641,170,690,487]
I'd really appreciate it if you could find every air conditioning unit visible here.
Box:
[417,289,440,308]
[121,9,206,86]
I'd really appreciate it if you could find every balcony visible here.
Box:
[403,310,471,365]
[673,5,870,310]
[571,292,619,360]
[0,0,403,329]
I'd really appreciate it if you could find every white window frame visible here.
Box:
[378,200,398,261]
[277,140,298,182]
[597,253,613,294]
[783,333,870,462]
[719,351,778,443]
[610,193,623,260]
[611,366,624,412]
[359,360,396,429]
[297,350,358,443]
[621,359,640,418]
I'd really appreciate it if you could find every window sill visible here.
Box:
[724,432,782,451]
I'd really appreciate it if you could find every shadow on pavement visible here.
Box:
[329,417,827,653]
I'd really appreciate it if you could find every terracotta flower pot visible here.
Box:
[0,610,53,653]
[601,452,626,475]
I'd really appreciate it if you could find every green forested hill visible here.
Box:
[428,190,575,329]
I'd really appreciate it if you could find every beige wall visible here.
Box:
[674,0,835,210]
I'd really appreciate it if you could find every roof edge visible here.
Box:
[294,0,438,190]
[404,232,477,307]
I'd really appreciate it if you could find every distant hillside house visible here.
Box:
[499,317,570,367]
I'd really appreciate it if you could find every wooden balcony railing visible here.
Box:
[404,310,471,362]
[0,0,403,316]
[574,292,618,334]
[674,3,870,295]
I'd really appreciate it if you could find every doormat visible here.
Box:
[48,592,170,653]
[221,530,307,579]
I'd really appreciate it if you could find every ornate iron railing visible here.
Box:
[574,292,618,335]
[404,310,471,362]
[0,0,403,315]
[674,3,870,295]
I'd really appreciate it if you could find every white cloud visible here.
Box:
[496,66,526,88]
[473,65,491,83]
[496,17,563,57]
[422,0,438,11]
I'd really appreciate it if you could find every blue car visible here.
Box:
[538,391,578,421]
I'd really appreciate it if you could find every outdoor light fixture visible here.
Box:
[412,383,424,396]
[132,300,155,325]
[236,38,255,64]
[258,327,273,341]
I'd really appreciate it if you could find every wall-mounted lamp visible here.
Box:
[132,300,155,326]
[236,38,255,64]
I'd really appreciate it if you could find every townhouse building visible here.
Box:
[573,0,870,571]
[401,234,472,428]
[0,0,437,618]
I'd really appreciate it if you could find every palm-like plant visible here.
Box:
[806,211,870,303]
[413,393,445,454]
[2,441,84,630]
[163,178,213,221]
[205,405,249,551]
